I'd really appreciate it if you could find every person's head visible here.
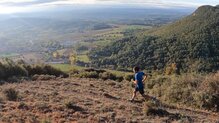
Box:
[133,66,140,73]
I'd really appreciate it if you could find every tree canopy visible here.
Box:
[89,5,219,73]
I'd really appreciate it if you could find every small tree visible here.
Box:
[69,53,77,65]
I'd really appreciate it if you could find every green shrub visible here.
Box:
[116,76,124,82]
[124,74,134,81]
[145,73,219,112]
[83,68,106,74]
[0,60,28,80]
[25,64,69,78]
[76,71,99,78]
[73,69,124,81]
[69,68,79,75]
[6,76,20,83]
[44,65,67,77]
[146,75,170,89]
[0,59,68,82]
[197,73,219,112]
[100,72,117,80]
[32,75,56,81]
[3,88,19,101]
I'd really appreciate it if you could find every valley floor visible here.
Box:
[0,78,218,123]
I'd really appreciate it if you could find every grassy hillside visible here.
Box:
[0,76,218,122]
[89,5,219,73]
[147,5,219,37]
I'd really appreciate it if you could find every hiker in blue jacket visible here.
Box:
[129,66,157,102]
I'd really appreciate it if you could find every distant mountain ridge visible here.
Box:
[147,5,219,36]
[90,5,219,72]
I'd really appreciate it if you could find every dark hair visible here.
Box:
[133,66,140,72]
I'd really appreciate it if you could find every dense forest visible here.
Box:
[89,5,219,73]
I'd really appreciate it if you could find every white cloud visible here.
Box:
[0,0,217,7]
[42,0,217,8]
[0,0,217,14]
[0,0,34,3]
[38,0,96,6]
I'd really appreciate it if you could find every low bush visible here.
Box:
[65,101,75,109]
[32,75,56,81]
[71,68,124,81]
[197,73,219,112]
[6,76,20,83]
[0,59,27,80]
[143,103,169,116]
[83,68,106,74]
[65,101,84,111]
[115,76,124,82]
[76,71,99,79]
[18,102,28,109]
[0,59,68,82]
[69,68,79,75]
[25,64,68,78]
[100,72,117,80]
[3,88,19,101]
[124,74,134,81]
[146,72,219,112]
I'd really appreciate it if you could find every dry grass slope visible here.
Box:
[0,77,218,123]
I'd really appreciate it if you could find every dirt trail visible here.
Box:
[0,78,218,123]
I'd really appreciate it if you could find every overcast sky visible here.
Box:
[0,0,218,14]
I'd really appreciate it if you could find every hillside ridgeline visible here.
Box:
[89,5,219,73]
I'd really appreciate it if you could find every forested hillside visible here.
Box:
[89,5,219,73]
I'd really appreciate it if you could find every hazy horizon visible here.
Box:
[0,0,218,14]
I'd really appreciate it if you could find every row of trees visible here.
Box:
[0,59,68,81]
